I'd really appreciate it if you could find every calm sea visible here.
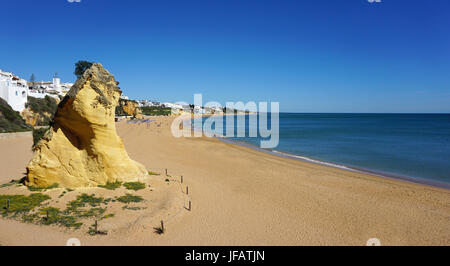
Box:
[197,113,450,187]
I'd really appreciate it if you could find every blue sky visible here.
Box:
[1,0,449,113]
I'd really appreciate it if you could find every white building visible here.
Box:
[162,102,183,110]
[0,69,28,112]
[193,105,205,114]
[29,73,73,99]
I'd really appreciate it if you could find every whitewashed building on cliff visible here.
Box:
[0,69,28,112]
[29,73,73,99]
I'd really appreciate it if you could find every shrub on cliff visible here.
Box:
[32,127,48,147]
[0,98,32,133]
[115,105,127,116]
[26,96,58,126]
[74,60,93,78]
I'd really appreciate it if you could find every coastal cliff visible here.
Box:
[117,99,143,119]
[25,63,147,188]
[0,98,32,133]
[21,96,59,127]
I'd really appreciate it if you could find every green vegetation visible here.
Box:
[0,193,51,217]
[122,206,147,211]
[0,180,22,188]
[0,190,146,234]
[115,99,140,117]
[148,171,160,176]
[19,193,110,230]
[58,191,66,198]
[0,98,32,133]
[141,106,172,116]
[26,96,58,126]
[98,181,122,190]
[101,213,115,220]
[88,227,97,236]
[115,105,127,116]
[32,127,49,147]
[67,194,105,210]
[27,183,59,192]
[29,74,36,84]
[116,194,144,204]
[123,182,146,191]
[74,60,93,78]
[38,207,83,229]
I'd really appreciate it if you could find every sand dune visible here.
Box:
[0,116,449,246]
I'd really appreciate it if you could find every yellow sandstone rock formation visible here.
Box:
[21,107,51,127]
[25,63,147,188]
[118,99,143,119]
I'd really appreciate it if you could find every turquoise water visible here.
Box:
[197,113,450,186]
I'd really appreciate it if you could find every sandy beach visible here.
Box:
[0,116,449,246]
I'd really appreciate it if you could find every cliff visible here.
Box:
[116,99,143,119]
[25,63,147,188]
[0,98,32,133]
[21,96,59,127]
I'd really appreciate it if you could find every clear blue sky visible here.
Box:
[1,0,449,113]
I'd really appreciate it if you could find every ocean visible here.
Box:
[196,113,450,187]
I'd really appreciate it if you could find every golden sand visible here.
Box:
[0,116,449,246]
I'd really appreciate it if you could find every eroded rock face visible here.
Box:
[25,63,147,188]
[118,99,143,119]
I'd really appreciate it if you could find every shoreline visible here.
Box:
[191,113,450,191]
[0,116,449,245]
[217,137,450,190]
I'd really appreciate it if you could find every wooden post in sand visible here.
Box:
[165,169,168,176]
[189,201,191,211]
[161,220,164,233]
[181,176,183,184]
[6,199,10,210]
[186,186,189,195]
[94,220,98,233]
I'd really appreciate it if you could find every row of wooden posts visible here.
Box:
[159,169,192,234]
[164,169,190,207]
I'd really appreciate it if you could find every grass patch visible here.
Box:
[22,194,109,230]
[27,183,59,192]
[123,182,146,191]
[98,181,122,190]
[32,128,48,147]
[148,171,160,176]
[0,180,21,188]
[0,193,51,217]
[101,213,115,220]
[1,192,114,233]
[39,207,83,229]
[67,194,105,211]
[122,206,147,211]
[141,106,172,116]
[117,194,144,204]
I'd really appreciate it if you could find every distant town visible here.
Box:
[0,68,227,116]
